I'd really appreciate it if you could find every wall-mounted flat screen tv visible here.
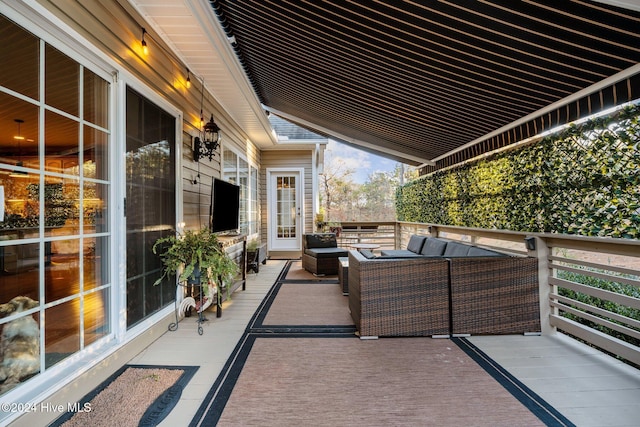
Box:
[210,178,240,233]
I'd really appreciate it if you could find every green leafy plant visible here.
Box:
[247,238,260,251]
[152,228,239,297]
[396,104,640,239]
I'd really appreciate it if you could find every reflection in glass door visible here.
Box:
[125,87,176,328]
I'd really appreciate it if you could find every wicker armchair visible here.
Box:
[301,233,348,275]
[348,251,450,338]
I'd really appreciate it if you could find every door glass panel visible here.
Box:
[83,69,109,128]
[45,238,80,303]
[0,91,39,169]
[84,288,110,346]
[43,179,79,237]
[125,87,176,328]
[84,236,109,291]
[277,176,296,238]
[84,126,109,181]
[45,110,79,174]
[45,299,80,368]
[84,181,108,232]
[45,44,79,116]
[0,15,39,100]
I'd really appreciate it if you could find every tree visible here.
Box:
[320,156,403,223]
[319,157,355,222]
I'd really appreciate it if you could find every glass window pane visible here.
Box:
[45,299,80,368]
[45,44,79,116]
[0,243,39,296]
[0,92,39,169]
[84,181,108,232]
[83,69,109,128]
[0,309,40,394]
[250,166,258,235]
[84,236,109,291]
[43,179,79,236]
[126,277,144,326]
[45,110,79,174]
[84,126,109,180]
[0,172,41,235]
[0,15,39,100]
[239,158,248,234]
[223,149,237,183]
[84,289,109,346]
[45,239,80,302]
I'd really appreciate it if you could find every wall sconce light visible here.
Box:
[193,115,221,162]
[525,236,536,251]
[186,68,191,89]
[141,28,148,55]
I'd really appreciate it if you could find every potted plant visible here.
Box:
[315,213,326,232]
[153,227,239,316]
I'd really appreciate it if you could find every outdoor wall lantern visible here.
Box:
[193,114,221,162]
[525,236,537,251]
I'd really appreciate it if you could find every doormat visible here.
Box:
[50,364,198,427]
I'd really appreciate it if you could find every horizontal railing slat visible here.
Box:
[550,277,640,310]
[553,293,640,331]
[552,263,640,288]
[551,315,640,366]
[550,299,640,341]
[549,255,640,278]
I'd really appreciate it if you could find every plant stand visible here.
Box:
[169,281,210,335]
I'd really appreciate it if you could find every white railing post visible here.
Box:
[527,235,554,335]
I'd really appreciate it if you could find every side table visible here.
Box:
[350,243,381,252]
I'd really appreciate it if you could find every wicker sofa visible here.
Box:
[302,233,349,275]
[348,252,450,337]
[348,236,540,338]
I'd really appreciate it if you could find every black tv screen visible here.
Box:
[210,178,240,233]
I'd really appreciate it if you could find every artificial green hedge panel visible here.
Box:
[396,104,640,239]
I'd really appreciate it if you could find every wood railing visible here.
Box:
[336,222,396,251]
[336,221,640,366]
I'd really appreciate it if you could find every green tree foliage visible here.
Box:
[320,163,402,222]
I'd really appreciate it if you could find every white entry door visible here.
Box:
[267,169,303,251]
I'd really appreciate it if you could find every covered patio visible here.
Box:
[2,1,639,425]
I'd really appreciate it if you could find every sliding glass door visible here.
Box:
[125,87,176,328]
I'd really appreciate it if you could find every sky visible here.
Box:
[324,139,401,184]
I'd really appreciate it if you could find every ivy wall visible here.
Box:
[396,105,640,239]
